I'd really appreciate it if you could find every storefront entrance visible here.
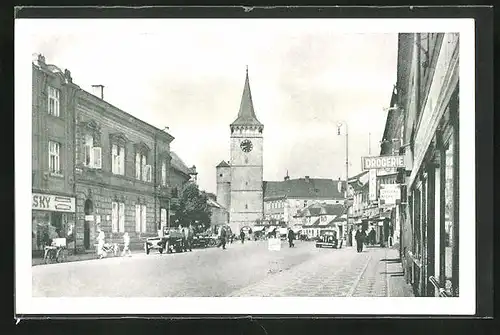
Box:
[84,199,93,250]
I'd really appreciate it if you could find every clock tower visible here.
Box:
[228,67,264,233]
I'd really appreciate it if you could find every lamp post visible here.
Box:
[154,126,169,232]
[337,121,351,246]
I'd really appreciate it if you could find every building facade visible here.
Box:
[264,176,346,226]
[394,33,460,297]
[74,88,175,250]
[31,54,80,254]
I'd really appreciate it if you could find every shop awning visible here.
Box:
[252,226,265,232]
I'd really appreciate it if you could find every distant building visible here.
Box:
[206,193,229,228]
[294,202,348,240]
[263,174,346,226]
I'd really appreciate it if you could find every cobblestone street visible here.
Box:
[32,240,413,298]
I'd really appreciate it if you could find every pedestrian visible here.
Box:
[355,226,365,253]
[287,228,295,248]
[96,228,106,259]
[121,232,132,257]
[240,230,245,244]
[219,227,227,250]
[185,224,193,252]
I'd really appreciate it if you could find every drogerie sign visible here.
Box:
[362,155,405,170]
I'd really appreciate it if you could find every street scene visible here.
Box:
[24,19,460,299]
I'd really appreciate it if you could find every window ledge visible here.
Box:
[49,172,64,179]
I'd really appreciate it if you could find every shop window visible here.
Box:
[48,141,61,174]
[47,86,60,117]
[112,144,125,175]
[112,201,125,233]
[135,204,147,233]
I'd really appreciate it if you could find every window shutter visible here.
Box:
[141,205,147,233]
[92,147,102,169]
[119,202,125,232]
[135,152,141,179]
[146,165,152,182]
[112,202,118,233]
[135,205,141,232]
[119,147,125,175]
[112,145,118,174]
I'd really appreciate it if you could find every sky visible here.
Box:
[22,19,397,194]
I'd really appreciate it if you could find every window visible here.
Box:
[160,208,167,229]
[112,144,125,175]
[135,152,151,182]
[245,204,248,209]
[48,86,60,117]
[112,201,125,233]
[48,141,61,174]
[83,134,102,169]
[161,161,167,186]
[135,204,147,233]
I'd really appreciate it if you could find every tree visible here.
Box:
[171,182,212,232]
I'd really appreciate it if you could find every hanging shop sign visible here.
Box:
[32,193,75,213]
[369,169,377,201]
[379,184,401,205]
[362,155,406,170]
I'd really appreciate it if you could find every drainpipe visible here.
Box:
[415,33,421,121]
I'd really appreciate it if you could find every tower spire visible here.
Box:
[230,66,262,127]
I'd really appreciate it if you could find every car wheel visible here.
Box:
[145,243,150,255]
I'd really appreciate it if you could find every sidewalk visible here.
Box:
[32,249,144,266]
[383,247,414,297]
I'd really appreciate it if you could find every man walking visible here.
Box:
[287,228,295,248]
[355,226,365,253]
[121,232,132,257]
[240,230,245,244]
[219,226,227,250]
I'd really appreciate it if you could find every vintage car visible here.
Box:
[315,229,339,249]
[144,228,184,254]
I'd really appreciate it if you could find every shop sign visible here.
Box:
[32,193,75,213]
[369,169,377,201]
[379,184,401,205]
[362,155,405,170]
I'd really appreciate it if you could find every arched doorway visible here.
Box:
[84,199,93,250]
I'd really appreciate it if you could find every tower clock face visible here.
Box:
[240,139,253,153]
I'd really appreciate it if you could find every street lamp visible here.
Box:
[154,126,169,232]
[337,121,351,246]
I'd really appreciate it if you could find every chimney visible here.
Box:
[305,176,310,182]
[284,170,290,181]
[91,85,105,99]
[337,178,342,194]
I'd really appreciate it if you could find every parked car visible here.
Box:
[315,230,339,249]
[145,228,184,254]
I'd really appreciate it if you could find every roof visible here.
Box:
[216,160,230,168]
[321,204,347,216]
[263,178,346,200]
[170,151,192,176]
[207,198,226,209]
[349,170,369,182]
[230,68,263,127]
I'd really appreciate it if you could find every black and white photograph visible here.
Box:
[15,13,476,315]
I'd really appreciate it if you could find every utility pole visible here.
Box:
[369,132,371,155]
[337,121,350,246]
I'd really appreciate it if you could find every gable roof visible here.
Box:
[170,151,191,176]
[321,204,347,216]
[230,68,263,127]
[216,160,230,168]
[263,178,346,200]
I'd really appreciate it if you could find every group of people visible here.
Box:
[96,228,132,259]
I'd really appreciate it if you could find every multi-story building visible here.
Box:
[31,54,80,254]
[263,175,346,226]
[392,33,459,297]
[74,87,175,250]
[31,54,199,252]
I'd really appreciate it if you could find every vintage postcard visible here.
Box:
[15,14,476,316]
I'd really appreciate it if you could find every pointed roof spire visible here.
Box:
[230,66,263,127]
